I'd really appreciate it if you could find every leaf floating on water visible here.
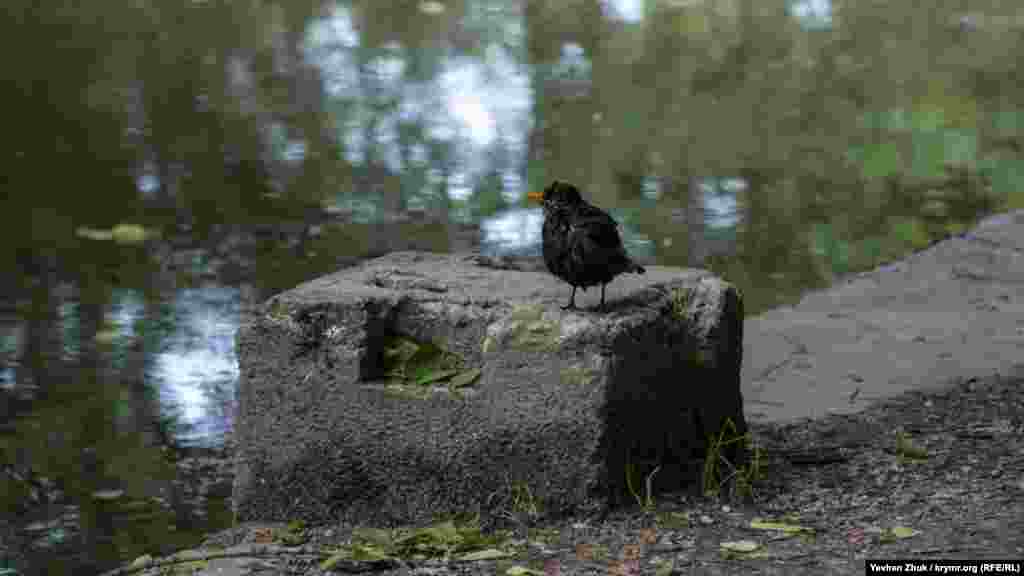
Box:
[111,223,150,244]
[76,224,153,244]
[91,489,125,501]
[76,227,114,241]
[419,1,445,15]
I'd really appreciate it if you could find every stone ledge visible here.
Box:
[233,251,745,525]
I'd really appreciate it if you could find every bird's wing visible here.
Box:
[571,215,623,251]
[574,203,620,226]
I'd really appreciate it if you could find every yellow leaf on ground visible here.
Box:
[749,518,814,535]
[719,540,760,553]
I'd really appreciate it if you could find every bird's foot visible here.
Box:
[562,288,578,310]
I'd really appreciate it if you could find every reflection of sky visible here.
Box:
[791,0,833,28]
[481,208,543,256]
[4,288,239,447]
[441,58,501,147]
[151,288,239,445]
[0,319,21,389]
[701,178,742,228]
[300,0,790,213]
[609,0,642,22]
[304,3,531,199]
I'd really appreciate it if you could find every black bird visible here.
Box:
[527,180,645,311]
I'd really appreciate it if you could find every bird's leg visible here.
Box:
[597,284,607,312]
[562,286,578,310]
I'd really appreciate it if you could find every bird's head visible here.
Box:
[527,180,583,211]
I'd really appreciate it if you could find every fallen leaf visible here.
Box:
[719,540,760,553]
[449,368,482,389]
[111,223,150,244]
[505,566,543,576]
[458,548,511,561]
[749,518,814,535]
[415,369,459,386]
[896,431,928,459]
[653,558,675,576]
[889,526,919,539]
[320,552,349,571]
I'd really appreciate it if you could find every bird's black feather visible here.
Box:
[534,180,645,311]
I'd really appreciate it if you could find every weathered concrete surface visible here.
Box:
[744,209,1024,423]
[233,252,744,526]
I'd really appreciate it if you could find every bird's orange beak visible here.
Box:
[526,191,544,203]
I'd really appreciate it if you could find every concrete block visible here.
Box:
[233,251,745,525]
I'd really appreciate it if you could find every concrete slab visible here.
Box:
[233,252,745,526]
[743,210,1024,423]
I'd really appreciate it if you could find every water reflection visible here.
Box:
[153,288,239,449]
[303,1,533,180]
[481,207,544,257]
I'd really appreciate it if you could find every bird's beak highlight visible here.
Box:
[526,191,544,203]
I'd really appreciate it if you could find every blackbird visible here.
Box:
[527,180,645,311]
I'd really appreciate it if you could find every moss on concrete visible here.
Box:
[505,305,560,352]
[266,298,291,320]
[560,364,598,386]
[671,287,693,320]
[482,305,562,353]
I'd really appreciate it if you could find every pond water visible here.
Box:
[3,1,1021,574]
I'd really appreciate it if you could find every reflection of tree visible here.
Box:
[3,266,186,573]
[316,0,532,224]
[427,137,457,222]
[467,135,512,219]
[344,0,454,215]
[397,117,428,214]
[728,168,826,313]
[526,0,1023,292]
